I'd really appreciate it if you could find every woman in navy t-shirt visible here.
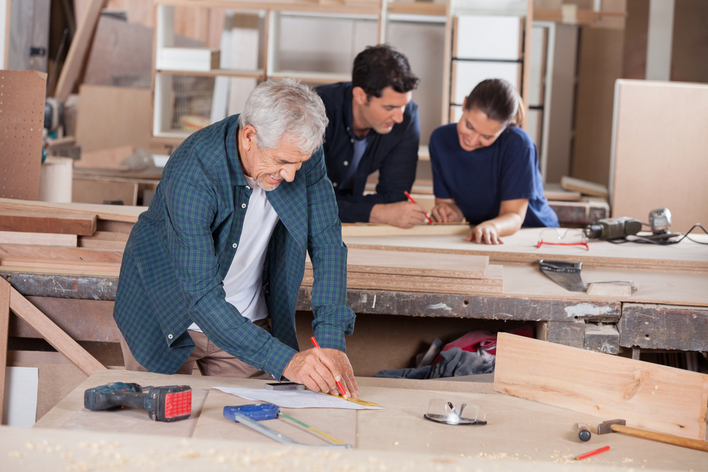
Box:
[430,78,558,244]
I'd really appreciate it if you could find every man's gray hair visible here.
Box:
[238,78,328,155]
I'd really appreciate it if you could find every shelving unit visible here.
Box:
[151,0,387,143]
[441,0,533,126]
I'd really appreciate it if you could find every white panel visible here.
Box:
[455,15,521,60]
[0,0,6,68]
[450,105,463,122]
[3,367,39,427]
[646,0,674,81]
[452,61,520,104]
[526,109,543,149]
[527,25,548,107]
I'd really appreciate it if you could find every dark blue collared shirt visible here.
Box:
[316,82,420,223]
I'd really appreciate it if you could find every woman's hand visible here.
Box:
[467,198,528,244]
[431,198,464,223]
[468,222,503,244]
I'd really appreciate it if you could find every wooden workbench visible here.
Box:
[4,227,706,361]
[20,369,706,471]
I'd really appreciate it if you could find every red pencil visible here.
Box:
[404,191,434,225]
[577,445,610,460]
[310,336,348,398]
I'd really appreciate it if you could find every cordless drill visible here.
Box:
[584,217,642,240]
[84,382,192,422]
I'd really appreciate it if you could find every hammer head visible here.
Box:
[597,419,626,434]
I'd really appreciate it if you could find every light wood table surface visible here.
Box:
[27,369,707,471]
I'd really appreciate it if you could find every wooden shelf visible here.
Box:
[268,70,351,84]
[156,68,265,79]
[533,8,627,25]
[387,2,446,16]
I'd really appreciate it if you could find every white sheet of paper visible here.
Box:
[214,387,382,410]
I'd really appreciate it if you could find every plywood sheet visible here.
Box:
[0,209,97,236]
[192,388,357,447]
[0,70,46,201]
[611,80,708,232]
[75,85,151,153]
[343,228,708,273]
[33,369,708,470]
[494,332,708,440]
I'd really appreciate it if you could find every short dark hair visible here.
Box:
[352,44,420,98]
[464,78,525,127]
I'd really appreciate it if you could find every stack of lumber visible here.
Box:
[303,248,504,294]
[0,199,138,278]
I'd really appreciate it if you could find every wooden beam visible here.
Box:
[0,232,78,247]
[494,332,708,440]
[5,279,105,376]
[53,0,108,101]
[0,210,97,236]
[0,274,9,423]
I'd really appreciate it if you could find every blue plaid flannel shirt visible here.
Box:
[113,115,355,379]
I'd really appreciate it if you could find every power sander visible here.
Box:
[84,382,192,422]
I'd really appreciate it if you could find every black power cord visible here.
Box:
[607,223,708,246]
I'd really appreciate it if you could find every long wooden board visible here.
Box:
[494,332,708,440]
[0,197,144,223]
[0,231,78,247]
[309,248,489,279]
[303,264,504,295]
[343,228,708,273]
[0,210,97,236]
[0,245,123,263]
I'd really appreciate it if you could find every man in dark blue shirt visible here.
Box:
[316,45,428,228]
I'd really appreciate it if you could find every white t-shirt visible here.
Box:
[189,175,280,332]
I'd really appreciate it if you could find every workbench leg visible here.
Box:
[537,320,585,348]
[632,347,641,360]
[0,277,10,424]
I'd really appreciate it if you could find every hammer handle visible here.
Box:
[611,424,708,452]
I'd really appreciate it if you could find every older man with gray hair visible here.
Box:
[114,79,359,398]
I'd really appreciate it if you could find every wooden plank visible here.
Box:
[561,175,608,198]
[337,248,489,279]
[0,245,123,264]
[494,332,708,440]
[78,231,128,250]
[0,197,144,223]
[0,210,97,236]
[53,0,108,101]
[0,260,121,276]
[611,80,708,232]
[6,280,106,376]
[619,304,708,352]
[0,232,78,247]
[0,274,9,422]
